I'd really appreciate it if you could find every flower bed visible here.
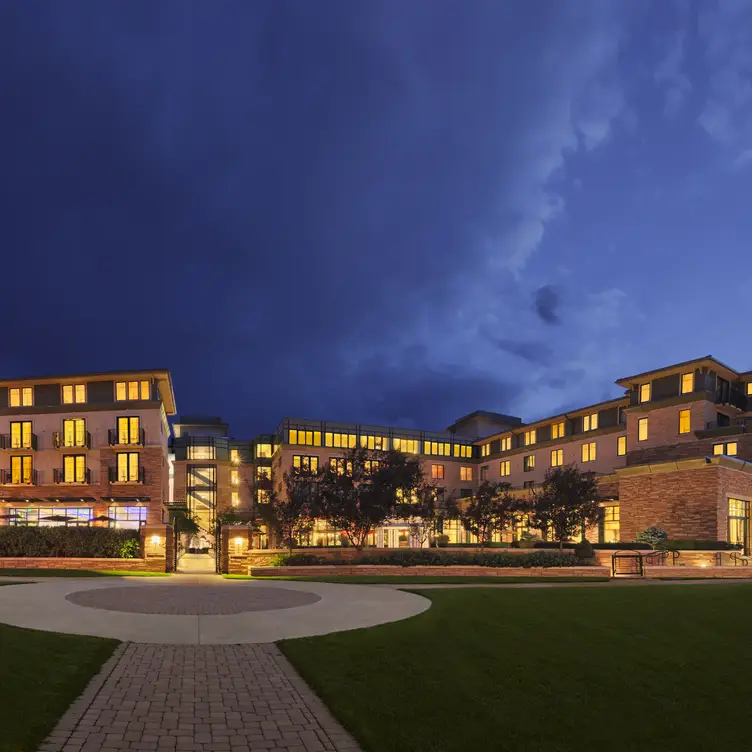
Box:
[0,527,140,558]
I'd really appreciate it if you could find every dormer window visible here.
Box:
[9,387,33,407]
[551,421,565,439]
[524,429,536,446]
[639,383,651,403]
[583,413,599,432]
[681,373,694,395]
[62,384,86,404]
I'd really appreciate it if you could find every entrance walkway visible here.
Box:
[176,552,216,575]
[40,643,360,752]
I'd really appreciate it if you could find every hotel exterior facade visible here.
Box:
[1,356,752,553]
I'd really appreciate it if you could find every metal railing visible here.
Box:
[53,468,91,484]
[0,433,38,450]
[108,428,145,446]
[108,466,146,484]
[0,468,38,485]
[53,431,92,449]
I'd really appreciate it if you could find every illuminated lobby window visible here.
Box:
[602,506,620,543]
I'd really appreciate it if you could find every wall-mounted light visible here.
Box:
[234,537,244,547]
[151,535,161,545]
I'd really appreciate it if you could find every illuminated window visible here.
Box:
[108,506,146,529]
[639,383,651,403]
[117,416,141,445]
[360,435,388,450]
[678,409,691,435]
[500,460,510,477]
[681,373,694,394]
[617,435,626,456]
[453,444,472,458]
[551,421,565,440]
[188,444,215,460]
[500,437,512,452]
[231,491,239,506]
[10,421,32,449]
[551,449,563,467]
[325,432,357,449]
[329,457,352,475]
[115,381,150,401]
[523,455,535,472]
[63,419,86,448]
[256,466,271,479]
[63,455,87,483]
[747,383,752,396]
[62,384,86,404]
[581,442,597,462]
[481,444,490,457]
[583,413,599,432]
[117,452,140,482]
[188,466,216,487]
[257,489,270,503]
[230,469,239,486]
[293,455,319,474]
[714,442,738,456]
[602,506,620,543]
[638,418,648,442]
[10,455,33,484]
[256,443,273,458]
[424,441,451,456]
[364,459,380,474]
[230,449,240,464]
[9,387,33,407]
[431,464,445,480]
[460,466,473,482]
[524,429,536,446]
[288,429,322,447]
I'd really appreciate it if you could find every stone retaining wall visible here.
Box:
[249,564,609,578]
[594,549,731,568]
[645,565,752,579]
[0,557,164,572]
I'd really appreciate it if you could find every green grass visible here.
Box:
[0,624,118,752]
[223,574,609,584]
[280,585,752,752]
[0,569,170,578]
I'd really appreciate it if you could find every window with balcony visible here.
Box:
[115,380,150,401]
[583,413,599,432]
[230,469,239,486]
[117,416,141,445]
[10,455,33,484]
[480,465,489,481]
[481,444,490,457]
[453,444,472,458]
[500,460,510,477]
[431,464,445,480]
[639,383,651,403]
[60,419,87,448]
[116,452,141,482]
[638,418,648,442]
[62,384,86,404]
[10,421,33,449]
[551,449,563,467]
[523,455,535,472]
[289,429,322,447]
[293,455,319,474]
[9,387,33,407]
[713,442,738,456]
[256,443,273,458]
[581,442,597,462]
[63,455,87,483]
[681,373,694,394]
[393,437,419,453]
[460,466,473,482]
[500,437,512,451]
[678,409,691,435]
[551,421,565,439]
[617,435,627,456]
[524,429,536,446]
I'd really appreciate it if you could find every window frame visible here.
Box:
[9,420,33,449]
[9,387,33,407]
[63,454,87,483]
[581,442,597,462]
[550,448,563,467]
[62,383,87,404]
[639,383,651,403]
[583,413,599,432]
[617,435,627,456]
[499,460,510,477]
[10,455,33,484]
[637,418,648,442]
[292,455,319,474]
[551,421,565,440]
[500,437,512,452]
[681,372,694,395]
[431,464,445,480]
[524,429,536,446]
[116,452,141,483]
[523,454,535,472]
[678,409,691,435]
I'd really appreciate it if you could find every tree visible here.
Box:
[460,481,518,548]
[315,445,423,550]
[400,484,458,548]
[261,469,319,550]
[528,466,601,550]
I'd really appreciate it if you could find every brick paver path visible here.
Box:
[65,586,321,615]
[40,643,361,752]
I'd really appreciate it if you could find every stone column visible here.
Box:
[220,525,253,575]
[140,523,172,572]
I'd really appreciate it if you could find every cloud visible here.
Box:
[654,29,692,118]
[478,329,553,366]
[533,285,561,325]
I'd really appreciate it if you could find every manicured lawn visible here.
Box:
[280,585,752,752]
[224,574,609,584]
[0,569,169,578]
[0,623,118,752]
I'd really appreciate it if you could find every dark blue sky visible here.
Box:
[2,1,751,437]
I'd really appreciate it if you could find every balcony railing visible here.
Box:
[52,431,92,449]
[704,417,750,431]
[0,468,38,485]
[108,466,145,484]
[53,468,91,484]
[108,428,145,446]
[0,433,38,450]
[715,387,747,411]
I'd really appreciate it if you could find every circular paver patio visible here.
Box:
[66,584,322,614]
[0,577,430,644]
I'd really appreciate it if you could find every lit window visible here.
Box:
[62,419,86,448]
[551,449,563,467]
[115,381,150,401]
[326,432,357,449]
[681,373,694,394]
[714,442,738,456]
[638,418,648,442]
[117,416,141,445]
[481,444,490,457]
[116,452,140,482]
[10,455,33,484]
[364,459,380,474]
[256,443,273,458]
[617,435,626,456]
[727,442,738,456]
[583,413,599,432]
[480,465,489,481]
[360,435,388,450]
[551,421,565,439]
[713,444,724,455]
[292,455,319,474]
[62,455,86,483]
[9,387,33,407]
[424,441,451,456]
[500,460,510,477]
[256,466,271,479]
[523,455,535,472]
[10,421,33,449]
[453,444,472,458]
[460,466,473,482]
[431,464,445,480]
[230,470,239,486]
[500,437,512,451]
[639,383,651,403]
[62,384,86,404]
[747,383,752,396]
[329,457,352,475]
[602,506,620,543]
[288,429,322,447]
[581,442,597,462]
[231,491,239,506]
[188,444,215,460]
[257,489,270,503]
[230,449,240,464]
[524,429,536,446]
[678,409,691,435]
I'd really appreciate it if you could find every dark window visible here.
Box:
[480,465,489,481]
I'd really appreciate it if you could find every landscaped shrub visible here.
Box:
[635,526,668,547]
[658,540,741,551]
[271,549,588,568]
[518,532,540,549]
[434,535,450,547]
[0,527,141,558]
[573,540,594,561]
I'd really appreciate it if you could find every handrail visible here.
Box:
[730,551,749,567]
[643,550,668,567]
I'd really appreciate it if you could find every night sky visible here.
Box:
[2,1,751,437]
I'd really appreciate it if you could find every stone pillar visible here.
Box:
[140,523,172,572]
[221,525,253,575]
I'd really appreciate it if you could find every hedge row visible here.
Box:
[658,539,740,551]
[0,527,141,558]
[532,542,653,550]
[272,549,591,568]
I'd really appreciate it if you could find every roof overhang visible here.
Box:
[615,356,740,388]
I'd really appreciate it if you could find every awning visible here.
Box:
[100,496,151,502]
[45,496,98,503]
[1,497,44,503]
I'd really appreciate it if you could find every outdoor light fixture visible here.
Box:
[151,535,161,545]
[234,537,244,546]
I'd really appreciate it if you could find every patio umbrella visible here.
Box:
[0,512,20,519]
[40,515,77,522]
[91,515,117,522]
